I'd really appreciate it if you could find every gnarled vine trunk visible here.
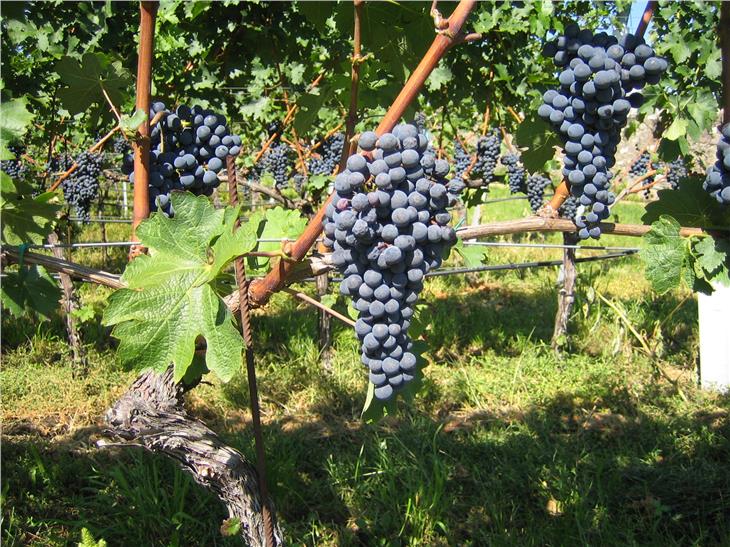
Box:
[100,367,283,546]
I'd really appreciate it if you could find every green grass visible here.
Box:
[3,187,730,545]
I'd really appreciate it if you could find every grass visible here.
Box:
[3,186,730,545]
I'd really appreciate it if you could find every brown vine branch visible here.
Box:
[248,0,478,307]
[130,1,158,252]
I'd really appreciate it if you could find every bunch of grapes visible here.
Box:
[558,195,578,219]
[1,144,30,181]
[121,101,242,217]
[629,151,653,180]
[471,129,501,188]
[62,152,103,220]
[261,141,293,189]
[704,123,730,204]
[538,24,667,239]
[308,132,345,177]
[501,153,526,194]
[665,158,687,190]
[323,122,465,401]
[112,135,130,155]
[453,140,471,179]
[526,174,551,212]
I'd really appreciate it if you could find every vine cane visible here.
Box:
[226,155,277,547]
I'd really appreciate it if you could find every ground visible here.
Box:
[3,186,729,546]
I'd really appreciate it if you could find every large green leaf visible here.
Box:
[0,97,34,160]
[55,52,132,116]
[103,192,257,382]
[642,177,730,229]
[514,114,560,173]
[1,265,61,320]
[640,216,689,294]
[0,172,60,245]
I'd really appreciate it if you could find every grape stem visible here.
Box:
[282,287,356,327]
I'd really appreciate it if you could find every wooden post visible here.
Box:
[48,231,87,376]
[552,233,578,353]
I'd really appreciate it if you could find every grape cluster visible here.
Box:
[1,144,30,181]
[121,101,242,216]
[62,152,103,220]
[539,24,667,239]
[558,195,578,219]
[629,151,653,181]
[471,129,501,188]
[502,153,526,194]
[526,174,551,212]
[704,123,730,204]
[323,122,465,401]
[261,141,293,189]
[112,135,130,155]
[665,158,687,190]
[453,140,471,178]
[308,132,345,177]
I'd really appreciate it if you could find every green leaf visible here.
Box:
[119,109,147,133]
[693,236,730,288]
[514,114,559,172]
[704,46,722,80]
[642,177,730,228]
[0,172,61,245]
[663,117,688,140]
[55,53,132,117]
[103,193,257,382]
[425,64,453,92]
[640,216,689,294]
[453,240,488,267]
[1,265,61,320]
[0,97,34,160]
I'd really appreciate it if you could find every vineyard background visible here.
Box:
[2,0,730,545]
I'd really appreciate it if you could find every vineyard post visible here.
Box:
[48,231,87,376]
[226,156,278,547]
[249,0,478,307]
[552,232,578,353]
[546,0,657,213]
[130,1,157,254]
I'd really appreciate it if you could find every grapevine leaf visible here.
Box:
[514,114,559,172]
[55,53,132,116]
[103,193,257,382]
[1,265,61,320]
[248,207,308,272]
[642,177,730,228]
[0,97,34,160]
[663,117,688,140]
[0,172,60,245]
[119,109,147,133]
[693,236,730,289]
[453,240,488,268]
[640,216,688,294]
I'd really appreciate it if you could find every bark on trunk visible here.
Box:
[100,366,283,546]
